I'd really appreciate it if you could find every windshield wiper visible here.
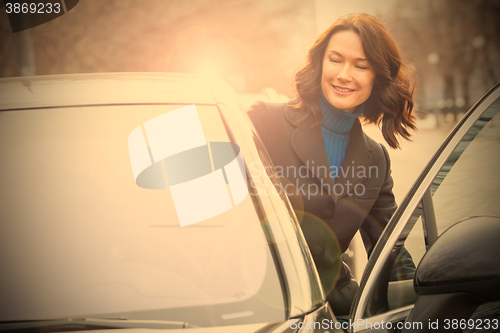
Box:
[0,317,200,331]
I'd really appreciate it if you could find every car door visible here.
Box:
[348,83,500,333]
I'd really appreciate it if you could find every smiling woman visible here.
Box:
[248,13,417,316]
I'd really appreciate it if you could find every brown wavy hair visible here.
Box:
[292,13,416,149]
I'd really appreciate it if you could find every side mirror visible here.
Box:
[403,216,500,333]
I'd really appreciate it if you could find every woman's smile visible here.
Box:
[332,85,355,94]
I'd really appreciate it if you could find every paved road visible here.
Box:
[363,117,456,204]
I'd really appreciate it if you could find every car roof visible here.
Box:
[0,72,218,110]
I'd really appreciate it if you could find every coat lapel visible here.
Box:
[286,105,335,192]
[285,105,372,200]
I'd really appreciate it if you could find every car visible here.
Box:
[348,82,500,333]
[0,73,333,332]
[0,73,499,333]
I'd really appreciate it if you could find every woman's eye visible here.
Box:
[329,58,340,63]
[356,65,369,70]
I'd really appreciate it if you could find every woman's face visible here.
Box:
[320,30,376,114]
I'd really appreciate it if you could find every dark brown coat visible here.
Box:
[247,101,397,313]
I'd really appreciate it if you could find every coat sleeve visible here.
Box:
[246,101,270,145]
[359,143,398,258]
[359,144,417,280]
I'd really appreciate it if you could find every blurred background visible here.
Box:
[1,0,499,278]
[2,0,499,108]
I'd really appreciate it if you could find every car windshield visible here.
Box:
[0,104,285,327]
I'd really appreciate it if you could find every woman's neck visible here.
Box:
[319,92,363,134]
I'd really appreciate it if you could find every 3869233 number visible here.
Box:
[443,318,499,330]
[5,2,61,14]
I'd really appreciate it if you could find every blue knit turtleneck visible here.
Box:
[319,92,363,181]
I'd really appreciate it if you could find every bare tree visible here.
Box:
[384,0,500,117]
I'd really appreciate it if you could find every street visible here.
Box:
[364,114,457,205]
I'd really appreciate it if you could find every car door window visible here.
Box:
[431,101,500,235]
[353,92,500,331]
